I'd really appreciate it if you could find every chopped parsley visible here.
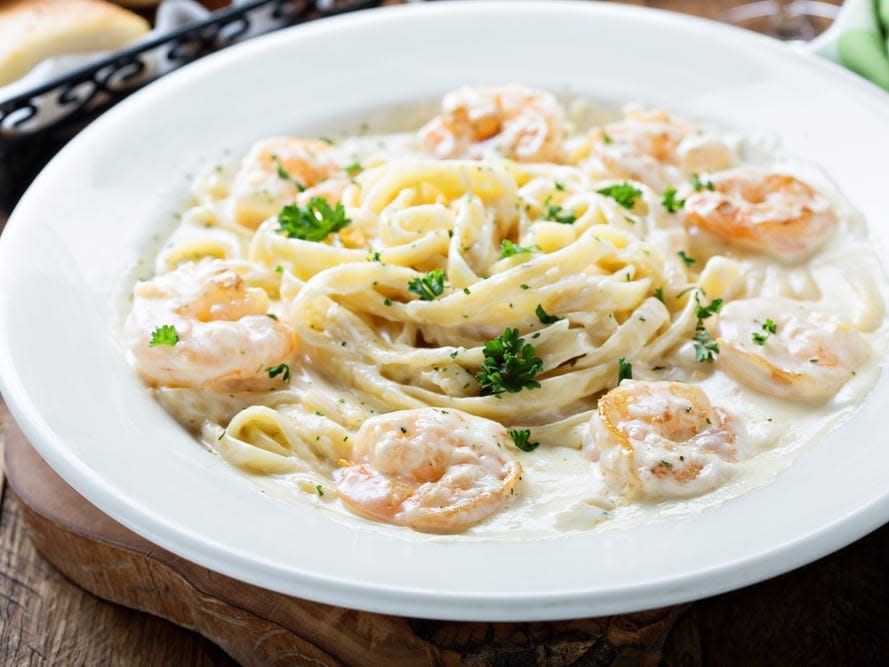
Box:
[508,429,540,452]
[752,318,777,345]
[273,156,306,191]
[691,172,714,192]
[693,330,719,362]
[277,198,351,242]
[316,484,324,497]
[696,297,724,322]
[149,324,178,347]
[654,287,665,303]
[343,161,363,176]
[554,181,565,191]
[662,187,685,213]
[476,328,543,395]
[408,269,446,301]
[601,130,613,144]
[618,356,633,383]
[499,239,535,259]
[678,250,697,267]
[267,363,291,382]
[692,295,723,362]
[535,304,562,324]
[597,182,642,210]
[266,313,278,320]
[543,196,577,224]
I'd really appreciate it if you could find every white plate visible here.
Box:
[2,1,889,621]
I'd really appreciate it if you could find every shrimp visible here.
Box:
[125,259,296,390]
[715,298,869,402]
[229,138,347,229]
[419,85,565,163]
[585,381,736,500]
[336,408,522,533]
[682,167,836,259]
[584,110,736,191]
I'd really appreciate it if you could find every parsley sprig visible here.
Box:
[508,429,540,452]
[476,328,543,395]
[543,196,576,224]
[691,172,714,192]
[499,239,535,259]
[597,182,642,210]
[535,304,562,324]
[752,318,777,345]
[678,250,697,267]
[618,356,633,382]
[662,188,685,213]
[149,324,178,347]
[277,198,351,242]
[267,363,291,382]
[692,295,723,362]
[408,269,446,301]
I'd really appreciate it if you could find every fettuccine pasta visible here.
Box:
[124,86,887,536]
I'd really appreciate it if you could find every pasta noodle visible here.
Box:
[125,85,887,536]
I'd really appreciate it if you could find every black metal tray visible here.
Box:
[0,0,384,213]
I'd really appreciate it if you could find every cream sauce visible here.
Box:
[138,92,888,540]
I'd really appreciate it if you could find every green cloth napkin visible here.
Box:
[838,0,889,90]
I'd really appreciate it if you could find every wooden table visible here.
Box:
[3,0,887,664]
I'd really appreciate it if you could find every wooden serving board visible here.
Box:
[3,421,683,666]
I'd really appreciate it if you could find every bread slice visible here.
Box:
[0,0,150,86]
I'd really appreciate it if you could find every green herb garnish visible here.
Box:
[543,196,577,224]
[597,182,642,209]
[618,356,633,383]
[277,197,351,241]
[752,318,777,345]
[499,239,535,259]
[476,328,543,395]
[267,363,291,382]
[696,297,723,322]
[149,324,178,347]
[343,161,363,176]
[408,269,446,301]
[535,304,562,325]
[508,429,540,452]
[691,172,714,192]
[678,250,697,267]
[691,294,723,362]
[693,330,719,362]
[662,187,685,213]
